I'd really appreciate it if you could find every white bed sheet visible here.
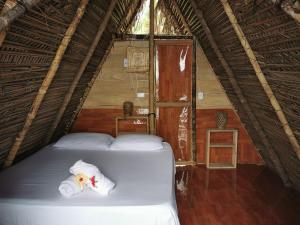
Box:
[0,143,180,225]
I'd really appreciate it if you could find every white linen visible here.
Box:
[69,160,115,195]
[110,134,163,151]
[69,160,100,177]
[53,132,114,150]
[58,175,82,198]
[0,143,179,225]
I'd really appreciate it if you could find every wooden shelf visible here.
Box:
[206,129,238,169]
[210,143,235,148]
[208,163,235,169]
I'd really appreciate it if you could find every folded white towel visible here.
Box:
[58,175,82,198]
[69,160,115,195]
[69,160,100,177]
[88,172,115,195]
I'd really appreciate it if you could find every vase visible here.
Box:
[123,101,134,117]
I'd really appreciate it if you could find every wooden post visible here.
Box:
[191,37,197,163]
[0,0,41,32]
[149,0,155,134]
[221,0,300,159]
[44,0,117,145]
[0,0,17,46]
[189,0,290,185]
[3,0,89,168]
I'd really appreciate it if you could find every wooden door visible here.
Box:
[155,40,194,163]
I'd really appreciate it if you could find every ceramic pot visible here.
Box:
[123,101,134,117]
[216,111,228,129]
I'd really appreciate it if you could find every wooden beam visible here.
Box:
[0,0,41,32]
[0,0,17,46]
[189,0,290,185]
[271,0,300,22]
[149,0,155,134]
[44,0,117,145]
[160,0,183,35]
[66,38,116,134]
[116,0,137,34]
[192,37,197,163]
[125,0,143,33]
[156,102,190,107]
[65,0,146,136]
[170,0,192,35]
[3,0,89,168]
[221,0,300,159]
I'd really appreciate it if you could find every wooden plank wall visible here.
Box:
[72,108,148,136]
[72,40,262,164]
[196,109,262,164]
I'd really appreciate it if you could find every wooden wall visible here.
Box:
[73,108,147,136]
[83,41,149,109]
[73,40,262,164]
[196,42,232,109]
[196,109,262,164]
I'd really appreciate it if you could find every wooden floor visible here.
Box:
[175,165,300,225]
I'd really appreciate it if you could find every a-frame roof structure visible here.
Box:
[0,0,300,191]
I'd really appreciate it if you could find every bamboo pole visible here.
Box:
[221,0,300,159]
[0,0,17,46]
[270,0,300,22]
[44,0,117,145]
[3,0,89,168]
[116,1,134,34]
[66,38,116,134]
[65,0,144,136]
[189,0,290,185]
[149,0,155,134]
[170,0,192,35]
[0,0,41,32]
[125,0,143,33]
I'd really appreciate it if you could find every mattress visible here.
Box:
[0,143,180,225]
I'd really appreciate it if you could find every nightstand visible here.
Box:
[115,116,149,136]
[206,129,238,169]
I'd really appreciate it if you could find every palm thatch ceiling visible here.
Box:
[0,0,299,191]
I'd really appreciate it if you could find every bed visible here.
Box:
[0,141,180,225]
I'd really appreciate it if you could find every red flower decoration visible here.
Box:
[90,176,97,187]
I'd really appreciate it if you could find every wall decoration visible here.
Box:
[127,47,149,72]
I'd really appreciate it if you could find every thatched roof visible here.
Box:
[0,0,300,191]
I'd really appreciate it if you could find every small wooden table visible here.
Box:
[206,128,238,169]
[115,116,149,136]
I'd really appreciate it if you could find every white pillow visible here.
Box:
[110,134,163,151]
[53,133,114,150]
